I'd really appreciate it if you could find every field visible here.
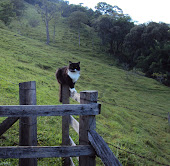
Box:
[0,3,170,166]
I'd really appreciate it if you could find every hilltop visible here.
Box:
[0,2,170,166]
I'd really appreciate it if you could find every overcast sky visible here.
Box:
[67,0,170,24]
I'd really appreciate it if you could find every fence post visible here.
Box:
[19,81,37,166]
[61,84,71,166]
[79,90,98,166]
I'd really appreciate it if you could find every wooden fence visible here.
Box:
[0,81,122,166]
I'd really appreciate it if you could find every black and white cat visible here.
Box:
[56,61,80,102]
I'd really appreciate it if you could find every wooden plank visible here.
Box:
[19,81,37,166]
[71,92,80,103]
[88,130,122,166]
[79,91,98,166]
[0,145,95,159]
[70,116,79,134]
[0,104,100,117]
[0,117,19,136]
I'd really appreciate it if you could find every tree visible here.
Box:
[36,0,58,44]
[93,15,134,55]
[123,22,170,85]
[68,11,88,46]
[51,6,61,43]
[95,2,123,16]
[0,2,14,25]
[11,0,26,17]
[93,15,113,46]
[24,0,36,4]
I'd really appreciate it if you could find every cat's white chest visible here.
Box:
[68,70,80,83]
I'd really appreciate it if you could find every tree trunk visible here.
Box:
[45,20,50,45]
[45,6,50,45]
[78,27,80,47]
[53,24,56,43]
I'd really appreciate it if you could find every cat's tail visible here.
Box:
[59,84,62,103]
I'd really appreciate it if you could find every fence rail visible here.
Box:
[0,104,101,117]
[0,81,122,166]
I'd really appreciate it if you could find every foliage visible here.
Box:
[123,22,170,85]
[68,11,88,46]
[24,0,37,4]
[95,2,123,17]
[10,0,26,17]
[0,1,15,25]
[28,17,40,27]
[93,15,134,54]
[0,0,26,25]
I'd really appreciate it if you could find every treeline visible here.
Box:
[0,0,169,86]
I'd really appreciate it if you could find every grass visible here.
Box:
[0,3,170,166]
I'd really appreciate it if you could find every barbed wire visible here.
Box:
[98,99,167,120]
[107,142,170,166]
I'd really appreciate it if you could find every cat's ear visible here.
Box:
[69,61,72,64]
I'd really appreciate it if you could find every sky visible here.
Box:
[66,0,170,24]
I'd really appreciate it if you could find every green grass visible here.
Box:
[0,3,170,166]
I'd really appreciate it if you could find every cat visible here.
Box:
[56,61,80,102]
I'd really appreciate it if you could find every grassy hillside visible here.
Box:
[0,3,170,166]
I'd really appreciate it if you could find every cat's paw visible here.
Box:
[70,88,77,94]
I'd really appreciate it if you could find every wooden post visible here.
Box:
[61,84,71,166]
[19,81,37,166]
[79,90,98,166]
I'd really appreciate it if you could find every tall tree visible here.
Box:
[68,11,88,46]
[95,2,123,16]
[36,0,57,44]
[11,0,26,17]
[0,2,15,25]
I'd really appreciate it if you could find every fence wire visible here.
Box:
[98,99,168,120]
[107,142,170,166]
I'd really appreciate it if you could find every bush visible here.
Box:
[28,18,39,27]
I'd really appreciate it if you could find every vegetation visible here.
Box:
[0,0,170,165]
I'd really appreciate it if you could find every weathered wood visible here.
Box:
[71,92,80,103]
[0,104,101,117]
[19,81,37,166]
[0,145,95,159]
[0,117,19,136]
[70,116,79,134]
[80,91,98,103]
[88,130,122,166]
[61,84,70,166]
[79,91,98,166]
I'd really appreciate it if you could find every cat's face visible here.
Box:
[69,61,80,72]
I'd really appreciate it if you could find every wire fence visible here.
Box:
[107,142,170,166]
[98,99,168,120]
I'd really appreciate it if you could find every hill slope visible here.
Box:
[0,4,170,166]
